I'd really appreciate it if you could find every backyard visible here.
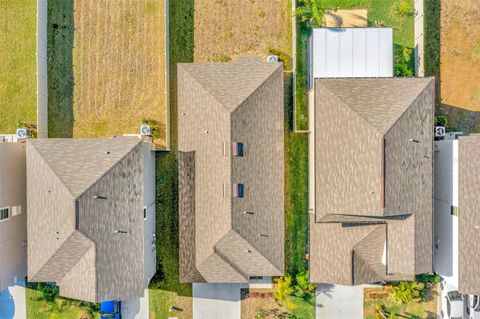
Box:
[424,0,480,133]
[295,0,415,129]
[0,0,37,133]
[47,0,167,146]
[26,283,99,319]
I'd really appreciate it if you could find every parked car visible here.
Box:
[100,300,121,319]
[467,295,480,319]
[446,291,464,319]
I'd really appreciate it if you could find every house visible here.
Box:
[27,137,156,302]
[308,77,435,285]
[309,28,393,87]
[434,133,480,296]
[0,135,27,291]
[177,57,285,283]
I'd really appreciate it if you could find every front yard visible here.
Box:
[26,283,99,319]
[0,0,37,133]
[48,0,167,145]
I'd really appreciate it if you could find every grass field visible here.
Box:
[0,0,36,133]
[440,0,480,112]
[48,0,166,145]
[26,287,99,319]
[295,0,415,129]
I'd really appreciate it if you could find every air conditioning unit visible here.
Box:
[16,128,31,139]
[266,55,279,63]
[435,126,446,138]
[140,124,151,136]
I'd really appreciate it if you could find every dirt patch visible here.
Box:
[440,0,480,112]
[325,9,368,27]
[71,0,166,146]
[193,0,291,64]
[241,288,290,319]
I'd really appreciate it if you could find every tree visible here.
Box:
[295,0,325,27]
[388,281,424,304]
[435,115,448,127]
[274,275,294,302]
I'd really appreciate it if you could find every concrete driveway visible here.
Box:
[193,283,241,319]
[0,280,26,319]
[121,289,150,319]
[316,283,377,319]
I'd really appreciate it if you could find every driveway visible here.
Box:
[316,283,376,319]
[121,288,150,319]
[0,280,26,319]
[193,283,241,319]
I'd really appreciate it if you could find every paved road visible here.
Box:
[316,283,377,319]
[193,283,241,319]
[0,280,26,319]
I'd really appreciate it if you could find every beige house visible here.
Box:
[27,137,156,302]
[309,77,435,285]
[0,135,27,291]
[177,57,285,283]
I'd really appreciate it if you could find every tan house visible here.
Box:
[308,77,435,285]
[27,137,156,302]
[177,57,285,283]
[0,135,27,291]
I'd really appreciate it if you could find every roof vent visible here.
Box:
[204,129,209,134]
[409,138,419,143]
[140,124,151,136]
[16,128,30,139]
[105,150,111,155]
[266,55,279,63]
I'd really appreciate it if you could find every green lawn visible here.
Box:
[168,0,194,149]
[26,286,99,319]
[295,0,415,129]
[284,73,309,277]
[149,152,192,296]
[0,0,37,133]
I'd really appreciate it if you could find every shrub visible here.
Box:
[265,47,293,70]
[219,54,231,63]
[435,115,448,127]
[388,281,423,304]
[295,0,325,27]
[396,0,414,17]
[296,270,317,293]
[274,275,294,302]
[40,284,59,302]
[394,47,414,77]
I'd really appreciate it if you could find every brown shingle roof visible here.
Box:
[27,138,145,302]
[458,135,480,295]
[178,57,284,282]
[310,77,434,284]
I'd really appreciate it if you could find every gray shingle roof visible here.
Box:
[310,77,434,285]
[178,57,285,282]
[459,135,480,295]
[27,137,145,302]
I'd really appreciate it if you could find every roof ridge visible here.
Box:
[75,138,142,200]
[384,78,433,136]
[29,141,76,198]
[316,80,383,135]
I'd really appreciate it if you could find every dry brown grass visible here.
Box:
[241,288,290,319]
[193,0,291,63]
[72,0,166,146]
[440,0,480,112]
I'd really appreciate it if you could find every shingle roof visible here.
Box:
[458,135,480,295]
[310,77,434,284]
[27,137,145,302]
[178,57,284,282]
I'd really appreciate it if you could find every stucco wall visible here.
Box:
[0,142,27,290]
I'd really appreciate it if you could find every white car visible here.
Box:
[467,295,480,319]
[446,291,464,319]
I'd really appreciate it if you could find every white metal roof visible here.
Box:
[312,28,393,78]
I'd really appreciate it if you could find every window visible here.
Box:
[232,142,244,157]
[0,207,10,221]
[233,183,244,198]
[451,206,459,216]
